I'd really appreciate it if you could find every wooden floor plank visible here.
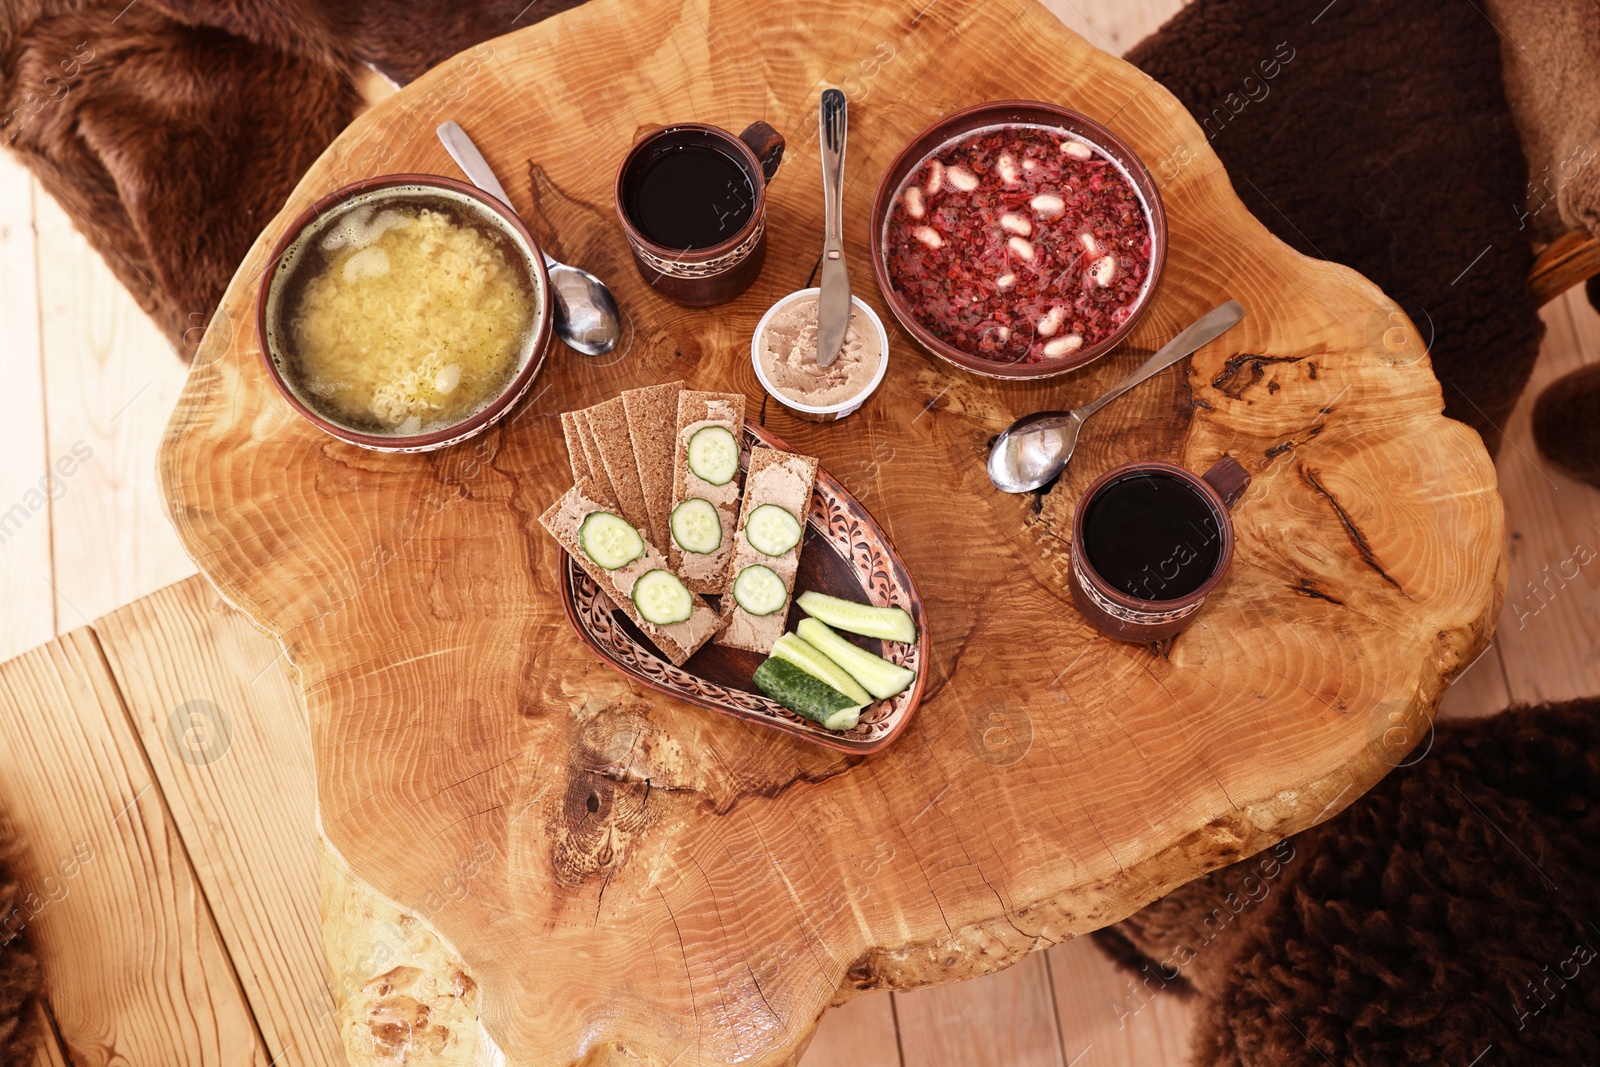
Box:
[799,992,902,1067]
[1489,295,1600,704]
[1558,281,1600,355]
[1046,936,1195,1067]
[1436,639,1512,720]
[0,627,267,1065]
[0,154,56,661]
[93,576,342,1067]
[891,955,1066,1067]
[1040,0,1185,55]
[31,186,196,630]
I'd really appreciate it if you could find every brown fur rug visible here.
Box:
[0,812,40,1067]
[1533,355,1600,489]
[1094,695,1600,1066]
[1128,0,1544,456]
[1535,275,1600,490]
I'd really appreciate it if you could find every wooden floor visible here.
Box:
[2,0,1598,1063]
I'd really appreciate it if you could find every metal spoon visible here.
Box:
[436,121,622,356]
[987,300,1246,493]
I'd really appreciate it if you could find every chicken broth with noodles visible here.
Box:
[275,193,536,435]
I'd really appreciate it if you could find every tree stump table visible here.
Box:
[158,0,1505,1062]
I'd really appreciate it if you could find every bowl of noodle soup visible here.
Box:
[257,175,552,452]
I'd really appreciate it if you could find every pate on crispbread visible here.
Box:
[669,390,746,594]
[539,477,722,665]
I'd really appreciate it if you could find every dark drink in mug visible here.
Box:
[614,121,784,306]
[623,143,756,249]
[1068,457,1250,642]
[1080,471,1224,601]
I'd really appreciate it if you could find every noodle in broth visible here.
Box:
[288,204,532,434]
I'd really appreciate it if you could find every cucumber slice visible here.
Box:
[746,504,803,557]
[821,706,861,731]
[797,590,917,643]
[771,633,873,705]
[732,565,788,616]
[579,511,645,570]
[632,569,692,625]
[796,617,916,700]
[687,426,739,486]
[752,657,863,730]
[670,498,722,554]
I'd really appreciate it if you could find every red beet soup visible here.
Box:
[882,124,1154,366]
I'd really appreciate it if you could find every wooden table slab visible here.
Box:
[156,0,1504,1063]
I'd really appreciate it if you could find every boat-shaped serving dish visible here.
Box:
[557,422,928,753]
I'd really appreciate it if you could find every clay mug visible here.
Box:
[614,121,784,306]
[1068,456,1251,643]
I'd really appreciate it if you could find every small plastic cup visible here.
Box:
[750,288,890,422]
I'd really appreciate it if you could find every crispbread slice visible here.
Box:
[622,381,684,549]
[572,409,616,507]
[670,390,747,593]
[716,448,818,654]
[585,396,652,533]
[539,478,723,665]
[560,412,592,484]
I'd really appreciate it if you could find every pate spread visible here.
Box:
[757,295,882,408]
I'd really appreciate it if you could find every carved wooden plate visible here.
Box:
[558,422,928,753]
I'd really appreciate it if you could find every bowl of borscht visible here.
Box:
[870,100,1166,380]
